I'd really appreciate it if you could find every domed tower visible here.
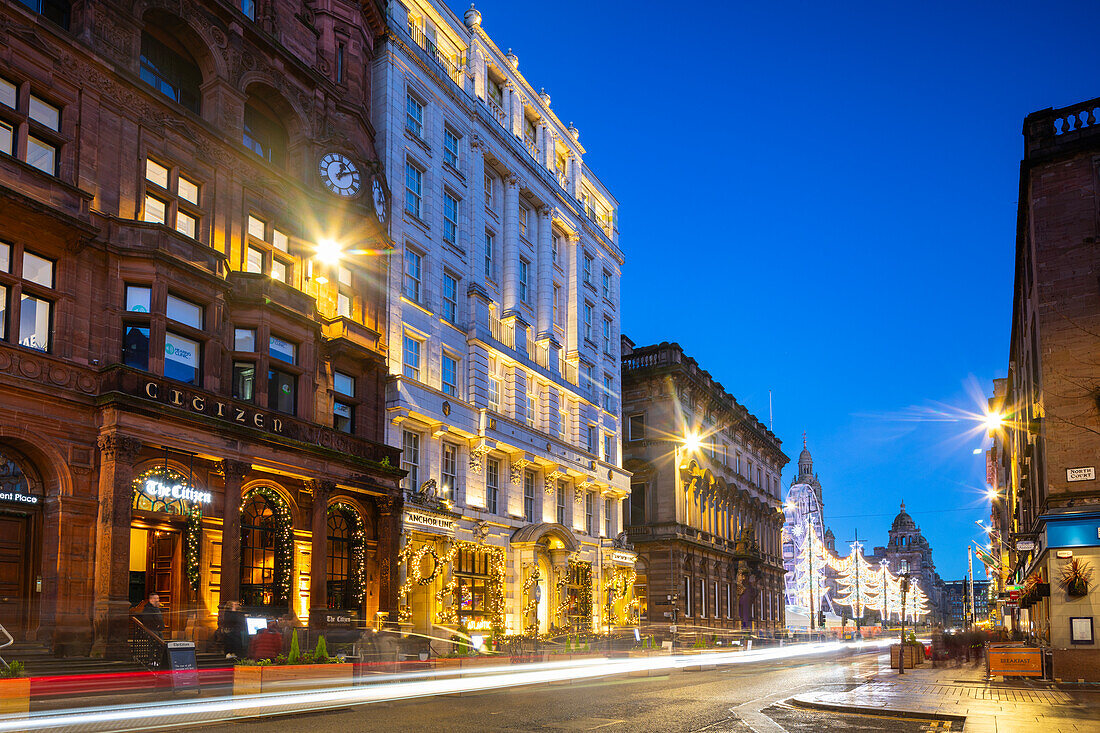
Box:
[824,527,836,552]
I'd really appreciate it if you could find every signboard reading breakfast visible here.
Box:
[987,646,1042,677]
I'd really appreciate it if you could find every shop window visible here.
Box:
[326,510,352,610]
[233,361,255,402]
[268,368,296,414]
[243,98,287,167]
[240,491,289,609]
[140,29,201,114]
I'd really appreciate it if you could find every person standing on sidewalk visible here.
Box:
[138,593,166,639]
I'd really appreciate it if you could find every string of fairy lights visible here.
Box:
[790,523,930,622]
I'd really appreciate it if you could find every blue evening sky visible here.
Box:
[455,0,1100,579]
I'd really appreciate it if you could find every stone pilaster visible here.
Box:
[91,434,142,659]
[308,480,336,622]
[375,494,404,626]
[502,174,520,314]
[217,459,251,608]
[535,206,553,340]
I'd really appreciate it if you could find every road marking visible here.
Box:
[730,688,800,733]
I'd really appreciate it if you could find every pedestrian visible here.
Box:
[248,619,283,661]
[218,600,247,659]
[138,592,166,638]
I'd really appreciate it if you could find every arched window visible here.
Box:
[326,509,352,610]
[140,27,202,114]
[240,491,289,608]
[243,99,287,167]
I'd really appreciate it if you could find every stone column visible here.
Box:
[218,460,251,608]
[376,494,404,626]
[91,434,143,659]
[308,480,336,623]
[502,174,520,315]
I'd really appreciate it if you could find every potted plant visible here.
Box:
[233,634,352,695]
[1059,557,1093,597]
[0,661,29,717]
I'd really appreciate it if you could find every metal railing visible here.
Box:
[406,22,463,85]
[0,622,12,671]
[129,615,167,671]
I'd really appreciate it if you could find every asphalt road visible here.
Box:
[196,649,948,733]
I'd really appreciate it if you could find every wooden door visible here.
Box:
[147,532,179,636]
[0,515,28,635]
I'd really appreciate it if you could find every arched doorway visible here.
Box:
[240,487,292,612]
[0,447,44,636]
[326,503,365,616]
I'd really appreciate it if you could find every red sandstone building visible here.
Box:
[0,0,403,658]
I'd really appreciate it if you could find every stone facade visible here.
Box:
[0,0,403,658]
[992,95,1100,680]
[371,1,632,638]
[866,503,946,624]
[621,339,788,637]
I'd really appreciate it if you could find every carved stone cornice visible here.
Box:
[305,479,337,500]
[218,459,251,482]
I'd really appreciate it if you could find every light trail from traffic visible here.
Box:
[0,640,893,732]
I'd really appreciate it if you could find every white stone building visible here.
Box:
[371,1,633,640]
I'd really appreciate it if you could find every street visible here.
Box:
[195,649,941,733]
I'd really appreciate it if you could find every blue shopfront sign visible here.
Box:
[1043,513,1100,549]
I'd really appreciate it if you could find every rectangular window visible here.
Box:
[484,232,494,279]
[335,43,345,83]
[166,294,202,329]
[28,95,59,130]
[247,215,266,240]
[145,159,169,188]
[585,492,594,535]
[684,576,692,618]
[587,424,597,454]
[176,210,197,239]
[442,353,458,396]
[268,335,296,364]
[234,327,256,352]
[488,374,501,412]
[122,324,150,370]
[602,270,611,299]
[271,259,288,283]
[603,433,613,462]
[333,400,353,433]
[583,302,593,342]
[443,192,458,244]
[241,0,255,19]
[583,253,593,284]
[0,78,15,109]
[629,482,646,525]
[334,371,354,397]
[401,430,420,492]
[519,206,529,239]
[0,242,7,273]
[604,498,612,537]
[403,334,421,380]
[126,285,152,313]
[272,228,289,252]
[404,161,422,218]
[603,374,614,412]
[628,414,645,441]
[552,233,561,266]
[268,368,296,414]
[404,247,421,301]
[405,94,423,137]
[26,136,57,175]
[0,120,12,156]
[443,128,459,168]
[603,318,613,355]
[178,175,199,205]
[518,259,529,303]
[525,391,536,428]
[556,481,566,525]
[443,272,458,323]
[143,194,167,225]
[726,584,732,618]
[442,444,457,499]
[558,398,568,441]
[484,174,494,208]
[524,469,536,522]
[486,458,499,513]
[233,361,255,402]
[164,331,200,384]
[552,284,561,326]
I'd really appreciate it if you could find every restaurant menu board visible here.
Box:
[167,641,199,692]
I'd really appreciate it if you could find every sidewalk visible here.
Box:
[790,658,1100,732]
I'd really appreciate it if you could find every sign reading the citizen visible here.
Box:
[403,509,456,536]
[1067,466,1096,482]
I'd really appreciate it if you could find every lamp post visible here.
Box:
[899,572,910,674]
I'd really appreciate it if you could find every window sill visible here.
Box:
[442,161,465,182]
[405,128,431,154]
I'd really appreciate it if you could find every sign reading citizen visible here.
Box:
[137,379,284,434]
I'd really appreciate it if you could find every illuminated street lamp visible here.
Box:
[982,410,1005,433]
[315,238,344,265]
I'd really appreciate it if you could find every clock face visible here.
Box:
[372,178,387,223]
[319,152,361,197]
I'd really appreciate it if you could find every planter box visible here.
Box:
[233,664,353,695]
[0,678,29,717]
[890,644,924,668]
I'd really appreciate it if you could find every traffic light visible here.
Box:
[819,611,826,627]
